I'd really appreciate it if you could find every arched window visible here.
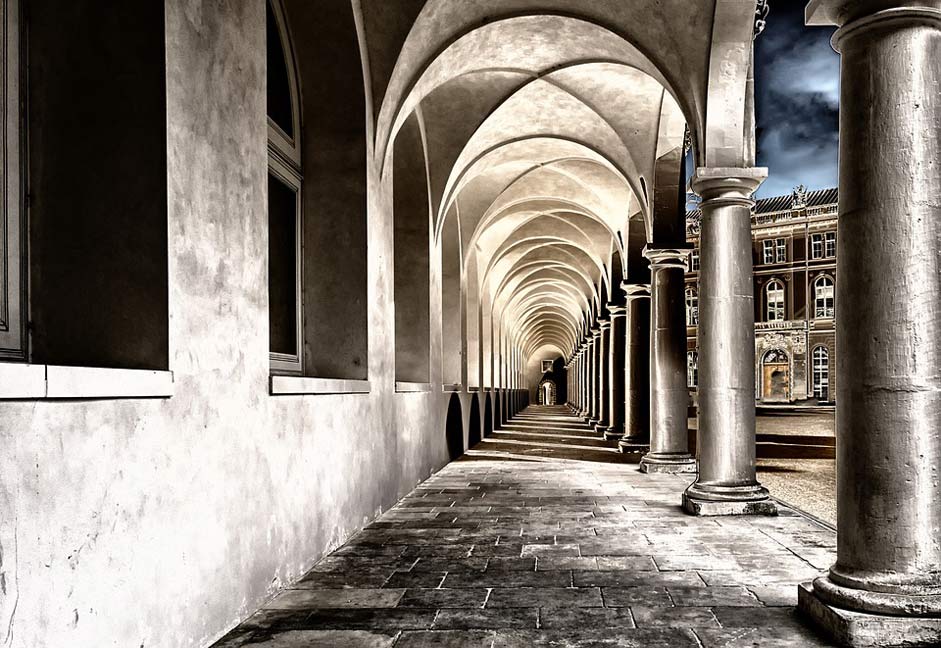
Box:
[687,351,698,388]
[685,286,698,326]
[765,280,785,322]
[267,0,303,374]
[814,275,834,319]
[812,346,830,401]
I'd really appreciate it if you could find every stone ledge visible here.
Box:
[270,375,371,396]
[0,362,174,399]
[798,582,941,647]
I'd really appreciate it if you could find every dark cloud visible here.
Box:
[754,3,839,197]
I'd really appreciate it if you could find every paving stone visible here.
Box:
[217,629,397,647]
[443,570,571,588]
[667,586,761,607]
[574,570,704,588]
[536,606,636,629]
[395,630,495,648]
[487,587,603,608]
[300,608,437,630]
[398,588,489,608]
[536,556,599,571]
[433,607,538,629]
[600,587,673,607]
[493,628,701,647]
[486,557,536,571]
[383,571,447,588]
[521,543,580,557]
[631,606,719,628]
[264,588,405,610]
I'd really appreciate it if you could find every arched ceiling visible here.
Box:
[372,0,758,382]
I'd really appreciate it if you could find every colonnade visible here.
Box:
[567,3,941,643]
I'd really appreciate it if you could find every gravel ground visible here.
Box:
[689,411,835,437]
[690,411,838,526]
[759,458,836,527]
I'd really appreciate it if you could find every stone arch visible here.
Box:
[445,393,464,461]
[484,392,494,438]
[468,394,482,447]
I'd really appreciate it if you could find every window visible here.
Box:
[812,346,829,400]
[19,1,169,371]
[824,231,836,258]
[267,0,302,374]
[687,351,698,388]
[685,286,698,326]
[0,0,23,360]
[689,248,700,272]
[812,232,836,259]
[766,280,785,321]
[762,239,786,264]
[814,275,834,318]
[810,233,823,259]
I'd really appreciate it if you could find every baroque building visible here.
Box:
[685,186,838,404]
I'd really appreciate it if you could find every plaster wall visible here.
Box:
[0,2,461,647]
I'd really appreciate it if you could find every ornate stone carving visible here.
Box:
[754,0,770,38]
[791,184,808,209]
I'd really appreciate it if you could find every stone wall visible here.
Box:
[0,2,461,647]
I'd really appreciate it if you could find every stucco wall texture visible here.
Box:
[0,2,469,647]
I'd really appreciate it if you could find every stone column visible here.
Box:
[587,331,599,424]
[604,305,627,440]
[639,249,695,473]
[594,319,611,433]
[683,168,775,516]
[578,340,588,418]
[619,284,652,450]
[797,3,941,645]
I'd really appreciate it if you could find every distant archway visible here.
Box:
[445,393,464,461]
[484,393,493,438]
[539,379,557,405]
[468,395,482,447]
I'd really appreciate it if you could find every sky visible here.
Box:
[753,2,840,198]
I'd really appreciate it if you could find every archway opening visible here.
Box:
[539,379,557,405]
[760,349,790,402]
[484,393,494,438]
[468,395,482,447]
[445,393,464,461]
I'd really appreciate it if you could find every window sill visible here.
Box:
[441,383,461,393]
[395,381,433,393]
[269,375,371,395]
[0,363,174,400]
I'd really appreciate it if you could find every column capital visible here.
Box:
[621,282,651,300]
[643,246,690,270]
[591,327,602,338]
[690,167,766,209]
[599,319,611,331]
[807,1,941,44]
[607,304,627,316]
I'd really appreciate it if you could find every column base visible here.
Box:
[798,581,941,647]
[588,418,599,427]
[602,426,624,441]
[593,423,609,435]
[639,452,696,474]
[682,482,777,516]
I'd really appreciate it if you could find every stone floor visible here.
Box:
[213,405,838,648]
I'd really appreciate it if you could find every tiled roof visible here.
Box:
[754,187,838,214]
[685,187,838,224]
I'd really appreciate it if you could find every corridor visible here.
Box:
[214,406,836,648]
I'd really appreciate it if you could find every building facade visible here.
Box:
[685,186,838,405]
